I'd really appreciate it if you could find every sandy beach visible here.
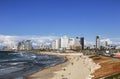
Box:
[25,53,100,79]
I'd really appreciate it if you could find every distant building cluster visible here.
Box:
[17,40,33,50]
[39,44,51,49]
[52,36,84,50]
[94,36,117,50]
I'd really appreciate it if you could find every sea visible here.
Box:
[0,51,65,79]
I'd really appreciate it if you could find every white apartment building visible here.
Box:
[68,38,75,46]
[74,37,81,46]
[52,40,56,49]
[55,39,61,49]
[61,36,69,49]
[17,40,32,50]
[52,36,83,50]
[24,40,32,50]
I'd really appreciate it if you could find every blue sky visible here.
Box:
[0,0,120,41]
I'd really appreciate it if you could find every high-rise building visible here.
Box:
[70,37,81,50]
[51,36,84,50]
[55,39,61,49]
[17,40,32,50]
[24,40,32,50]
[104,41,108,49]
[40,43,50,49]
[80,37,84,50]
[96,36,100,49]
[105,41,108,47]
[68,38,74,46]
[61,36,69,49]
[68,38,75,49]
[17,41,25,50]
[52,40,56,49]
[74,37,81,46]
[52,39,61,50]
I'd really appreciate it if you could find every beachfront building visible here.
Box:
[68,37,83,50]
[96,36,100,49]
[17,40,33,50]
[24,40,32,50]
[51,39,61,50]
[52,40,56,49]
[51,36,84,50]
[51,36,85,50]
[71,37,82,50]
[61,36,69,49]
[80,37,84,50]
[55,39,61,49]
[17,41,25,50]
[74,37,80,46]
[2,44,17,51]
[68,38,75,49]
[40,44,51,49]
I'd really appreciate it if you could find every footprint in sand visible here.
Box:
[71,62,74,65]
[63,68,66,71]
[61,75,64,77]
[62,78,68,79]
[68,73,71,75]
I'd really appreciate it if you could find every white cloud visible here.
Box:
[101,38,113,45]
[84,40,95,46]
[101,38,120,46]
[85,38,120,47]
[0,35,58,47]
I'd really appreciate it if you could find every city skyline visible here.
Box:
[0,35,119,48]
[0,0,120,40]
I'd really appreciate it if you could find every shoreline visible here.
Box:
[25,52,100,79]
[24,55,67,79]
[24,53,69,79]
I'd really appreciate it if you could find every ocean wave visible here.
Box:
[0,67,24,75]
[0,52,65,79]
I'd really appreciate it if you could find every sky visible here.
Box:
[0,0,120,46]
